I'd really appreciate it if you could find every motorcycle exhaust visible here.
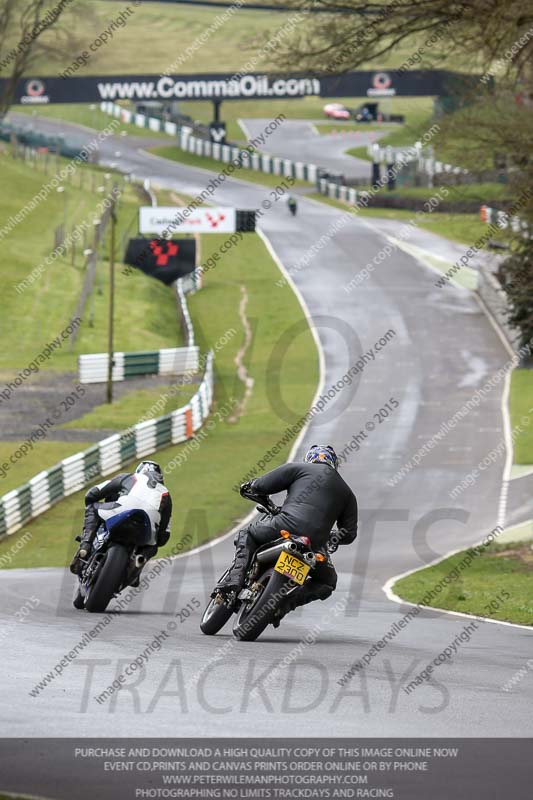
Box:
[134,554,147,569]
[256,541,297,566]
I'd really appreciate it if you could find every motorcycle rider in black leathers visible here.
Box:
[69,460,172,575]
[216,445,357,624]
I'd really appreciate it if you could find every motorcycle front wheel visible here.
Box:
[200,569,234,635]
[73,587,85,610]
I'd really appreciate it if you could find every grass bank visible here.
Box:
[510,370,533,465]
[0,149,179,374]
[0,231,318,568]
[308,193,493,246]
[392,536,533,626]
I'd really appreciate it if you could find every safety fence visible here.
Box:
[100,101,321,183]
[0,353,213,540]
[0,119,97,161]
[1,271,210,540]
[317,178,361,205]
[367,142,467,181]
[480,205,529,235]
[70,184,122,349]
[78,346,200,383]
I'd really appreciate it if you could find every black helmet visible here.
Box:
[303,444,338,470]
[135,460,163,483]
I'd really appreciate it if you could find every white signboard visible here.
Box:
[139,206,236,234]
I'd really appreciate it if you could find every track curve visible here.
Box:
[1,115,532,739]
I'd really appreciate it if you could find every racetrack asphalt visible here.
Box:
[1,114,532,746]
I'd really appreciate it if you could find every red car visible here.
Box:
[323,103,351,120]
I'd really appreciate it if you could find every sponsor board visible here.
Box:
[2,71,481,105]
[124,238,196,284]
[367,71,397,97]
[139,207,237,234]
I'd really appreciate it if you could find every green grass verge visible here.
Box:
[59,383,198,430]
[510,370,533,465]
[393,541,533,625]
[323,180,511,204]
[345,145,371,162]
[0,231,318,568]
[0,442,91,495]
[0,795,36,800]
[0,150,181,375]
[307,193,493,246]
[148,145,307,190]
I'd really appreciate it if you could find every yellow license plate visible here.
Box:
[274,551,310,585]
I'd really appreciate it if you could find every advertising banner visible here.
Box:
[139,206,237,234]
[0,71,481,105]
[123,238,196,284]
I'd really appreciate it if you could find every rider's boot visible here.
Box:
[215,531,254,594]
[69,529,95,575]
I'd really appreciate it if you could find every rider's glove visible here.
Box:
[327,528,346,553]
[256,503,281,515]
[240,481,253,497]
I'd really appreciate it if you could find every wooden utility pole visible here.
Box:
[106,197,117,404]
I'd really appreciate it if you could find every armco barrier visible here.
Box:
[317,178,360,205]
[1,275,210,540]
[480,205,529,235]
[368,142,467,180]
[78,346,199,383]
[0,353,213,539]
[100,101,320,183]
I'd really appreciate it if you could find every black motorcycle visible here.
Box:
[288,199,298,217]
[200,490,333,641]
[73,508,154,613]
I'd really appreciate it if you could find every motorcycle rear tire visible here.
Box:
[85,544,129,613]
[233,568,288,642]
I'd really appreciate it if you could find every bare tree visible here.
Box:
[274,1,533,77]
[0,0,83,118]
[273,0,533,348]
